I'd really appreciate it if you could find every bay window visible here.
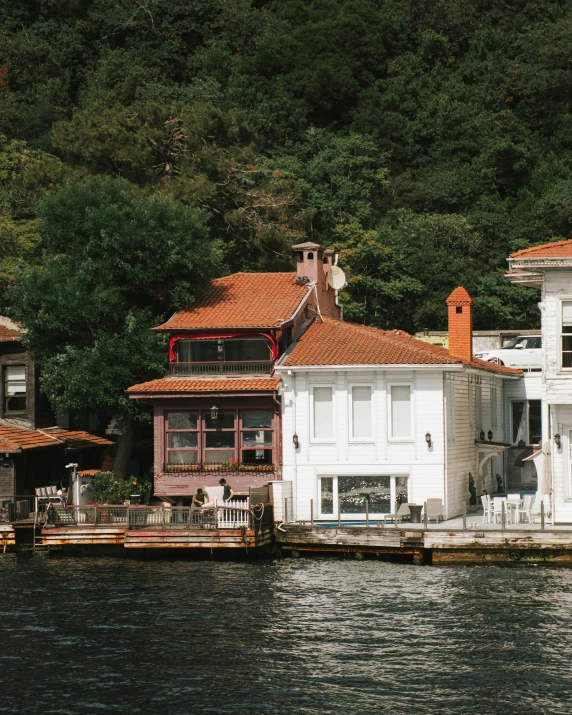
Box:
[165,409,274,469]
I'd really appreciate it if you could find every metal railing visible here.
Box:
[43,500,262,530]
[170,361,274,376]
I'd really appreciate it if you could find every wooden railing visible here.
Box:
[170,361,274,376]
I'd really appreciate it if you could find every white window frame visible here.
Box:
[310,384,336,443]
[446,377,455,442]
[560,297,572,372]
[387,382,414,442]
[491,384,498,431]
[318,474,409,519]
[348,383,374,443]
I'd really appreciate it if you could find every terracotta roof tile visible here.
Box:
[0,316,22,343]
[446,287,473,305]
[127,377,280,394]
[45,429,113,448]
[282,319,521,376]
[154,273,309,331]
[509,239,572,259]
[0,426,112,452]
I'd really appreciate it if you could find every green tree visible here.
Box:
[9,176,222,478]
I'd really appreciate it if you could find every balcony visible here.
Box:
[163,463,275,475]
[170,361,274,376]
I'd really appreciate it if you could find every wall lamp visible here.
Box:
[554,433,562,449]
[293,434,300,449]
[488,429,493,442]
[210,405,218,421]
[479,429,485,443]
[425,432,432,448]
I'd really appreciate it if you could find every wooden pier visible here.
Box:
[276,524,572,564]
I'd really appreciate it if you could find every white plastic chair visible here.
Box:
[493,497,509,524]
[520,494,533,524]
[507,493,521,523]
[481,495,491,524]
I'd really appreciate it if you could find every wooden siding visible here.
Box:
[445,373,507,519]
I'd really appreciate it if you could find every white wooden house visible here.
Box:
[507,239,572,523]
[275,288,521,522]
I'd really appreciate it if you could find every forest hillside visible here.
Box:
[2,0,570,332]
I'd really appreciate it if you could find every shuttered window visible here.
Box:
[313,387,333,439]
[390,385,411,438]
[351,386,372,439]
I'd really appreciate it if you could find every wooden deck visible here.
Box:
[276,523,572,564]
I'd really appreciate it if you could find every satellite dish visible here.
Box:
[328,265,347,290]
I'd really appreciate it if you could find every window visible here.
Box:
[390,385,411,439]
[476,385,482,430]
[241,410,273,465]
[320,477,334,515]
[313,387,333,440]
[511,400,541,446]
[319,475,408,517]
[351,386,372,440]
[165,409,274,468]
[204,410,236,464]
[177,338,271,363]
[4,365,26,412]
[166,412,198,465]
[446,378,455,441]
[563,302,572,368]
[491,385,498,430]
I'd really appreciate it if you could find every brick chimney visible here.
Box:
[446,287,473,362]
[292,242,341,319]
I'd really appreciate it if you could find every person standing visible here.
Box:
[219,478,234,502]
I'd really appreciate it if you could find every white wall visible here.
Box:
[279,367,447,521]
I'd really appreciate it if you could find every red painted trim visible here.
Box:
[168,332,279,361]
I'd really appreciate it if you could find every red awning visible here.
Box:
[168,332,279,361]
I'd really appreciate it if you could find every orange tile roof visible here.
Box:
[282,318,521,376]
[0,426,112,452]
[44,429,113,448]
[446,287,473,305]
[154,273,310,331]
[509,239,572,259]
[0,316,22,342]
[127,377,280,394]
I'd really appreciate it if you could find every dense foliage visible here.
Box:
[3,0,569,336]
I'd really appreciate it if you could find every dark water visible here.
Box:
[1,557,572,714]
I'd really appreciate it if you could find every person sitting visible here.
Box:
[192,488,209,508]
[219,478,234,503]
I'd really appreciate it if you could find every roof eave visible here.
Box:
[128,389,278,399]
[277,363,465,371]
[509,257,572,271]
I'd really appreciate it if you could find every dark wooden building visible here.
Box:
[0,317,112,498]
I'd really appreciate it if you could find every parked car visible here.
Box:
[474,335,542,369]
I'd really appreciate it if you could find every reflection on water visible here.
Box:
[1,556,572,714]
